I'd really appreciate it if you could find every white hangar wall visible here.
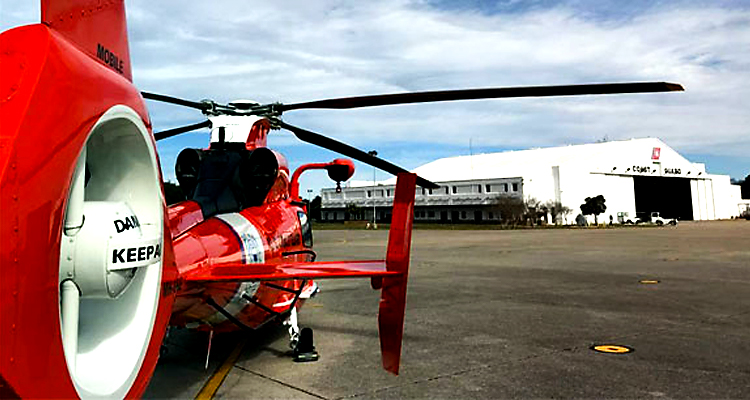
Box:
[321,138,743,223]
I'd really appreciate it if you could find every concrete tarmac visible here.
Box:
[145,221,750,399]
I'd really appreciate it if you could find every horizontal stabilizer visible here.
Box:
[183,260,401,283]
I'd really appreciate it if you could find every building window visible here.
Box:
[445,187,450,195]
[486,184,491,192]
[477,184,482,193]
[347,190,365,199]
[502,183,508,192]
[387,189,391,197]
[428,188,433,195]
[428,211,435,218]
[367,190,371,197]
[512,183,518,192]
[452,186,457,194]
[421,188,426,195]
[489,212,494,219]
[461,211,467,219]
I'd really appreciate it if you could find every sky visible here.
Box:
[2,0,749,197]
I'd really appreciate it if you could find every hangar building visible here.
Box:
[320,138,744,224]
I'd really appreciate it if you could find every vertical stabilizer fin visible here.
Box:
[379,172,417,375]
[42,0,133,80]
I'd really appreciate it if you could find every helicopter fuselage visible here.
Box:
[167,196,317,332]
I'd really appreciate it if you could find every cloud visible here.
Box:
[2,0,748,186]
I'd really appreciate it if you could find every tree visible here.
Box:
[345,203,364,221]
[742,174,750,200]
[494,195,525,225]
[580,195,607,225]
[544,200,573,225]
[163,181,186,205]
[524,196,547,226]
[309,196,322,221]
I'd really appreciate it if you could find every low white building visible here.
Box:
[320,138,745,224]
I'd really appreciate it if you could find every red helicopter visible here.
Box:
[0,0,683,398]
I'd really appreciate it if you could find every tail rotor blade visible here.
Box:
[279,82,684,112]
[278,121,439,189]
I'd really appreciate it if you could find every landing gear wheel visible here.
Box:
[58,106,167,398]
[293,327,320,363]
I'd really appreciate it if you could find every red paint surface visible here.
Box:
[379,173,416,375]
[184,260,399,282]
[245,118,270,150]
[0,23,175,398]
[168,200,204,238]
[168,200,316,331]
[42,0,134,80]
[290,158,355,201]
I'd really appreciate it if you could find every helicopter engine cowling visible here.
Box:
[176,146,289,219]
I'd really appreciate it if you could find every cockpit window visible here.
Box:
[298,211,313,247]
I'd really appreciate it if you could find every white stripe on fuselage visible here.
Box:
[203,213,265,325]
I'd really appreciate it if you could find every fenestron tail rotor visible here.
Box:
[141,81,684,188]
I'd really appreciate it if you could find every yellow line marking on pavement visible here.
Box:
[195,337,248,400]
[591,344,633,354]
[640,279,660,284]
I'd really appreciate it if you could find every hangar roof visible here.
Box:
[374,137,705,185]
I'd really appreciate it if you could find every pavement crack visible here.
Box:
[335,352,554,399]
[233,365,329,400]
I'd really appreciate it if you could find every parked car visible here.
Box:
[630,212,677,226]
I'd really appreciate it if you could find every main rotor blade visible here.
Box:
[278,121,439,189]
[154,120,212,141]
[142,91,211,111]
[279,82,684,111]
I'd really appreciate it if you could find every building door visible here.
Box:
[633,176,693,220]
[451,211,459,222]
[474,211,482,222]
[441,211,448,222]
